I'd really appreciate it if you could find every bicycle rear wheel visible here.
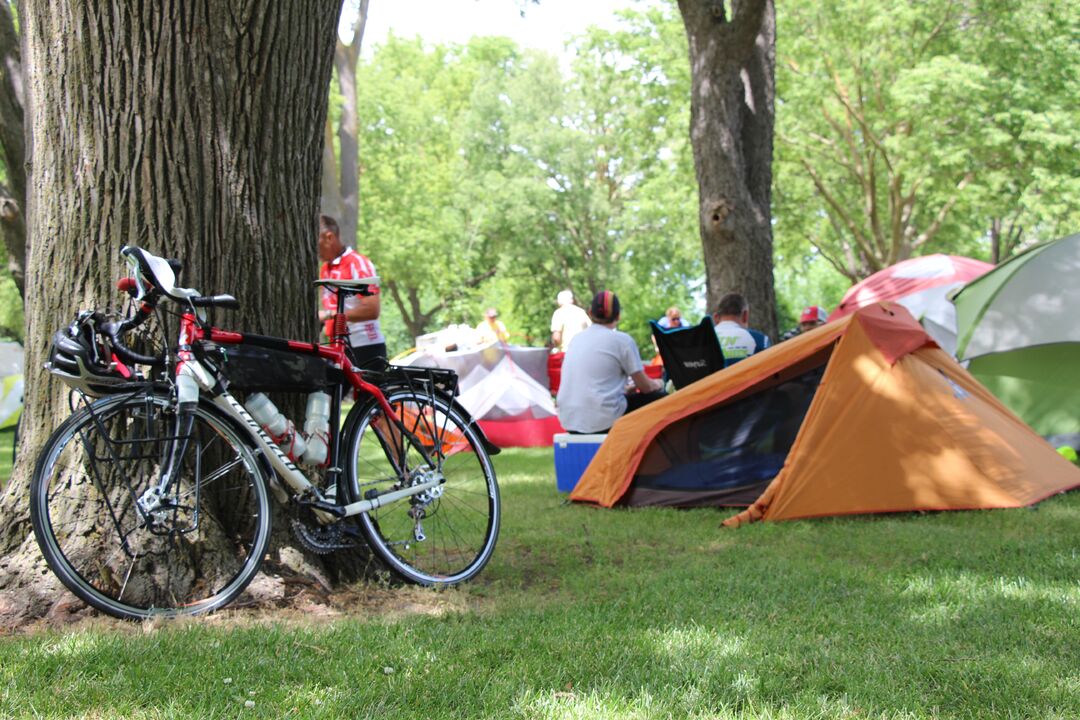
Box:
[30,392,271,620]
[344,389,500,585]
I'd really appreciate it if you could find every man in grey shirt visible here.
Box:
[556,290,665,433]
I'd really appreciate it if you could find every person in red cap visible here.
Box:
[781,305,828,341]
[555,290,665,433]
[799,305,828,332]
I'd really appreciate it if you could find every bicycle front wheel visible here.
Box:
[30,392,271,620]
[344,389,500,585]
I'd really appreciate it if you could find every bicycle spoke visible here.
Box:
[31,393,271,620]
[349,389,499,586]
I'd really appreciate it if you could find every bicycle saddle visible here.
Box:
[122,246,200,302]
[314,277,379,292]
[121,246,239,309]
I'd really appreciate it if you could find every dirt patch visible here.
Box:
[1,575,491,637]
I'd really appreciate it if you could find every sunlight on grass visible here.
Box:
[645,625,746,667]
[34,631,104,659]
[901,570,1079,612]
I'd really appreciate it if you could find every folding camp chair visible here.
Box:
[649,318,725,390]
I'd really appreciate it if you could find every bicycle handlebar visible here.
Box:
[101,308,165,366]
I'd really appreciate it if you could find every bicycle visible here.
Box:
[30,246,501,620]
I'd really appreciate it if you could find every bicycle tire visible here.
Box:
[30,391,272,620]
[343,389,500,585]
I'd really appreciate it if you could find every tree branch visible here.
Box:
[912,171,973,250]
[418,265,499,324]
[808,233,860,283]
[800,159,877,266]
[916,0,956,58]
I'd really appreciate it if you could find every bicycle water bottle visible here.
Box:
[245,393,306,462]
[300,391,331,466]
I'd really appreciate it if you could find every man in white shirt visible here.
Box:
[556,291,665,433]
[713,292,770,366]
[549,290,591,353]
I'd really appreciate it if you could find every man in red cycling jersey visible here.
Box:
[317,214,387,368]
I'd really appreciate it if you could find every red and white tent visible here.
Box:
[829,254,993,354]
[399,344,563,447]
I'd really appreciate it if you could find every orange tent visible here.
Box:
[569,304,1080,524]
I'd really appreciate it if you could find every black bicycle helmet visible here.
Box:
[47,313,132,397]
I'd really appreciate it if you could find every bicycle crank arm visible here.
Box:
[340,476,443,518]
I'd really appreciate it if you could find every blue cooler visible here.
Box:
[553,433,606,493]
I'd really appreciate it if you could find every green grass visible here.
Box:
[2,447,1079,718]
[0,427,13,489]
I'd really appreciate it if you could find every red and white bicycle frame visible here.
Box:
[171,309,443,521]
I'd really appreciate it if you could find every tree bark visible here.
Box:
[320,116,344,220]
[678,0,777,339]
[0,0,26,297]
[0,0,342,625]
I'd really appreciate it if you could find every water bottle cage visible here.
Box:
[268,426,303,462]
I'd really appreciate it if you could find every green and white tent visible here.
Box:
[953,233,1080,449]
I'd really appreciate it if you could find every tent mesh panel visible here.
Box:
[625,364,826,507]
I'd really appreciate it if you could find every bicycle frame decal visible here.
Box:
[213,391,312,493]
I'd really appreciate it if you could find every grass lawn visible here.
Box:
[1,446,1078,718]
[0,427,13,488]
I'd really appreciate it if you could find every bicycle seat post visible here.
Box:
[332,289,349,348]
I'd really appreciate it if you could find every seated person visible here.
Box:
[713,292,770,366]
[475,308,509,345]
[556,290,665,434]
[656,306,685,329]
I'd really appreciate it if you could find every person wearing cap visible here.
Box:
[475,307,510,345]
[713,292,770,366]
[556,290,665,434]
[781,305,828,341]
[798,305,828,333]
[549,289,591,353]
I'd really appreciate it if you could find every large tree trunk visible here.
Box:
[0,1,26,297]
[678,0,777,340]
[320,0,368,245]
[0,0,343,625]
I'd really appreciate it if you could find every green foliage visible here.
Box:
[357,6,703,355]
[357,35,527,349]
[0,427,13,488]
[775,0,1080,296]
[0,271,22,341]
[3,448,1080,718]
